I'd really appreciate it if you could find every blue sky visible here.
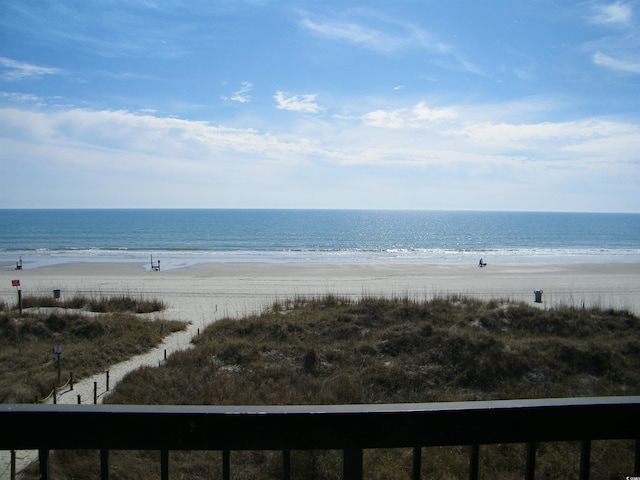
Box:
[0,0,638,212]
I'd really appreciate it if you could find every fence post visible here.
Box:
[10,450,15,480]
[106,370,110,391]
[525,442,536,480]
[52,385,57,405]
[343,448,362,480]
[282,450,290,480]
[223,450,230,480]
[579,440,591,480]
[39,449,50,480]
[161,450,169,480]
[70,371,74,391]
[412,447,421,480]
[94,381,98,404]
[100,449,110,480]
[469,444,479,480]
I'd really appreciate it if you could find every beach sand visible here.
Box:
[3,261,639,316]
[1,261,639,477]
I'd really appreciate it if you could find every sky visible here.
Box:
[0,0,638,212]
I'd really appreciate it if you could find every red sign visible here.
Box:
[11,280,20,287]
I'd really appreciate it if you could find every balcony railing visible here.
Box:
[2,396,639,480]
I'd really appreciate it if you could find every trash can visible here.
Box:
[534,290,543,303]
[53,289,61,299]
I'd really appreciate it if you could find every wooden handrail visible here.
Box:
[1,396,639,479]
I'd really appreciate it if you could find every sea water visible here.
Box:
[1,209,639,269]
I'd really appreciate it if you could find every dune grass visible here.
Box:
[0,294,182,403]
[18,293,166,313]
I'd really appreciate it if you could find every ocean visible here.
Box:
[1,209,639,269]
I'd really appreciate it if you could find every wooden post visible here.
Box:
[161,450,169,480]
[106,370,110,391]
[525,442,536,480]
[57,354,61,384]
[412,447,421,480]
[94,381,98,404]
[469,444,479,480]
[77,394,81,404]
[222,450,230,480]
[39,449,50,480]
[101,449,110,480]
[17,289,22,315]
[70,371,74,391]
[343,448,362,480]
[10,450,16,480]
[52,385,56,405]
[579,440,591,480]
[282,450,290,480]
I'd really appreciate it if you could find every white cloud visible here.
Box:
[274,91,324,114]
[442,118,640,162]
[1,101,638,211]
[298,10,447,54]
[0,57,63,81]
[0,91,42,103]
[296,9,480,74]
[0,107,321,170]
[592,51,640,73]
[299,17,405,53]
[362,102,457,129]
[590,1,633,25]
[223,81,253,103]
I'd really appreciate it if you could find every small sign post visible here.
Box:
[11,280,21,315]
[54,344,62,384]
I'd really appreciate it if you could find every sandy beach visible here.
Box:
[2,261,639,316]
[1,261,639,477]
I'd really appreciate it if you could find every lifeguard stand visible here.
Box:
[151,255,160,271]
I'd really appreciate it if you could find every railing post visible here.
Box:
[412,446,421,480]
[525,442,536,480]
[39,448,50,480]
[343,448,362,480]
[469,444,479,480]
[161,450,169,480]
[10,450,15,480]
[579,440,591,480]
[222,450,230,480]
[100,448,110,480]
[282,450,291,480]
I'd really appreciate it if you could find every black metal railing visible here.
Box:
[2,396,639,480]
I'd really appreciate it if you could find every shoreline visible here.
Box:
[2,261,639,316]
